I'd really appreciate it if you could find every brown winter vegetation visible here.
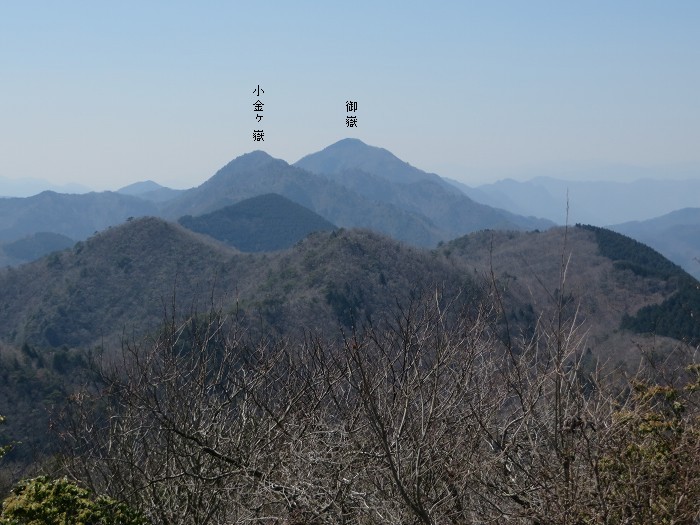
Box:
[2,220,699,524]
[58,278,699,524]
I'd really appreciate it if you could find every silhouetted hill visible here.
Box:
[0,218,475,350]
[0,216,695,355]
[294,139,553,237]
[1,232,75,264]
[118,180,185,203]
[441,225,700,351]
[295,138,456,188]
[0,175,91,197]
[118,180,164,194]
[179,193,336,251]
[612,208,700,280]
[458,176,700,225]
[0,218,237,349]
[163,151,444,247]
[0,191,158,242]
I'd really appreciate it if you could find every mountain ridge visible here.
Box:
[0,191,158,242]
[0,216,695,353]
[611,207,700,280]
[294,139,553,237]
[161,150,446,246]
[295,138,458,189]
[178,193,336,251]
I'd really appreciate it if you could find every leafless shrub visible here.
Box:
[59,281,699,524]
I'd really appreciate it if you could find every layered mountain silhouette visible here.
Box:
[612,208,700,280]
[0,216,696,353]
[179,193,336,251]
[117,180,185,203]
[458,176,700,225]
[295,138,456,187]
[2,141,698,486]
[161,150,443,247]
[0,139,555,262]
[0,175,90,197]
[0,191,158,242]
[295,139,553,238]
[0,232,75,267]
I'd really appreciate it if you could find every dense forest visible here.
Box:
[1,222,699,524]
[178,193,336,252]
[2,284,699,524]
[577,224,700,345]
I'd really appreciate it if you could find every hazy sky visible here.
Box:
[1,2,699,190]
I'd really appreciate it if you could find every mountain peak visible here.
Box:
[243,149,274,160]
[217,150,282,175]
[295,138,447,187]
[297,138,395,168]
[325,137,370,149]
[118,180,166,195]
[294,138,436,183]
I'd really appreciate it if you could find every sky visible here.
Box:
[1,1,699,191]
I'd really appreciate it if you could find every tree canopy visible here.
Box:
[0,477,145,525]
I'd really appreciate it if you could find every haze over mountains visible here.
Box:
[0,191,157,242]
[0,175,91,198]
[612,208,700,280]
[1,140,698,497]
[0,138,697,278]
[0,139,554,259]
[455,176,700,225]
[117,180,185,203]
[295,139,551,239]
[1,135,694,352]
[445,175,700,279]
[3,216,697,523]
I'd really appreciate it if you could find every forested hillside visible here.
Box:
[1,220,698,523]
[0,218,473,350]
[612,207,700,280]
[0,192,157,242]
[178,193,336,251]
[578,224,700,345]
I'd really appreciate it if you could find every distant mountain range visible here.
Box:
[453,176,700,225]
[157,139,552,245]
[0,232,75,267]
[0,191,157,242]
[444,175,700,279]
[611,208,700,280]
[0,175,91,197]
[295,139,552,239]
[2,144,698,486]
[1,139,697,279]
[117,180,186,203]
[159,149,443,246]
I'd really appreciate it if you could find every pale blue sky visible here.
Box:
[1,1,699,190]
